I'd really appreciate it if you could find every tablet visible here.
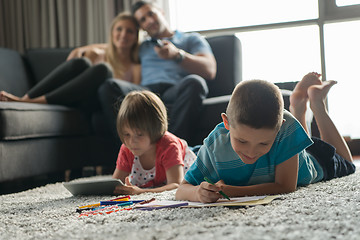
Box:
[63,177,124,196]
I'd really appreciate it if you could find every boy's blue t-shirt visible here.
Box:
[139,30,213,86]
[185,110,324,187]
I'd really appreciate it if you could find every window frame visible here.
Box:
[324,0,360,21]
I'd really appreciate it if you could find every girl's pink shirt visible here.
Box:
[116,131,186,187]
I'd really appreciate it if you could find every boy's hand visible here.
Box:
[113,177,144,195]
[196,181,222,203]
[214,179,226,189]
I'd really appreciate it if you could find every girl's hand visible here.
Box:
[113,177,144,195]
[195,181,222,203]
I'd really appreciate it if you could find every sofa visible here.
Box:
[0,48,119,184]
[0,35,298,186]
[0,35,244,184]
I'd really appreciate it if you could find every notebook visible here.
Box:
[63,177,124,196]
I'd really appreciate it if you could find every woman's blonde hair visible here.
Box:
[116,90,168,143]
[105,12,140,79]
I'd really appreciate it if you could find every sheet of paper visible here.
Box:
[133,195,278,209]
[187,195,266,207]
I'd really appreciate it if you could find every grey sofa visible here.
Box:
[0,35,243,185]
[0,48,118,185]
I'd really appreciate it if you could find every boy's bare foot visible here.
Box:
[289,90,308,119]
[289,72,322,119]
[308,80,337,113]
[292,72,322,97]
[0,91,22,102]
[294,72,321,91]
[307,80,353,162]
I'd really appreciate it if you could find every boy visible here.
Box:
[175,72,356,203]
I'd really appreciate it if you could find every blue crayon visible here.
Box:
[100,201,133,206]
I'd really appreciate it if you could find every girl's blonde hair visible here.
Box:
[105,12,140,79]
[116,90,168,143]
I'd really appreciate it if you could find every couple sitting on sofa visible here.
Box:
[0,1,217,147]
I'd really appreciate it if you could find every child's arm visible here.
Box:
[176,154,299,203]
[113,164,184,195]
[221,154,299,197]
[175,180,223,203]
[140,164,184,193]
[112,168,129,183]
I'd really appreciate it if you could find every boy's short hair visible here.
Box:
[116,90,168,143]
[131,1,150,15]
[226,80,284,130]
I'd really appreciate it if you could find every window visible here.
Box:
[169,0,318,32]
[168,0,360,139]
[169,0,320,84]
[325,20,360,138]
[236,26,321,83]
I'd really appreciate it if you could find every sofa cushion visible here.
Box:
[206,35,242,98]
[25,48,72,83]
[0,102,91,140]
[0,48,33,97]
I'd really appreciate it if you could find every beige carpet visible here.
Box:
[1,170,360,240]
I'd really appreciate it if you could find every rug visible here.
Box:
[1,170,360,240]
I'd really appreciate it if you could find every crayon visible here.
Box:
[204,177,230,200]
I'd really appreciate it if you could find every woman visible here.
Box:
[0,12,141,109]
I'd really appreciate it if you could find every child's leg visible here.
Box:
[289,72,322,134]
[308,81,353,162]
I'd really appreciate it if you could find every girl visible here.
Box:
[112,90,196,195]
[0,12,141,108]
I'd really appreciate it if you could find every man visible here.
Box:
[98,1,217,145]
